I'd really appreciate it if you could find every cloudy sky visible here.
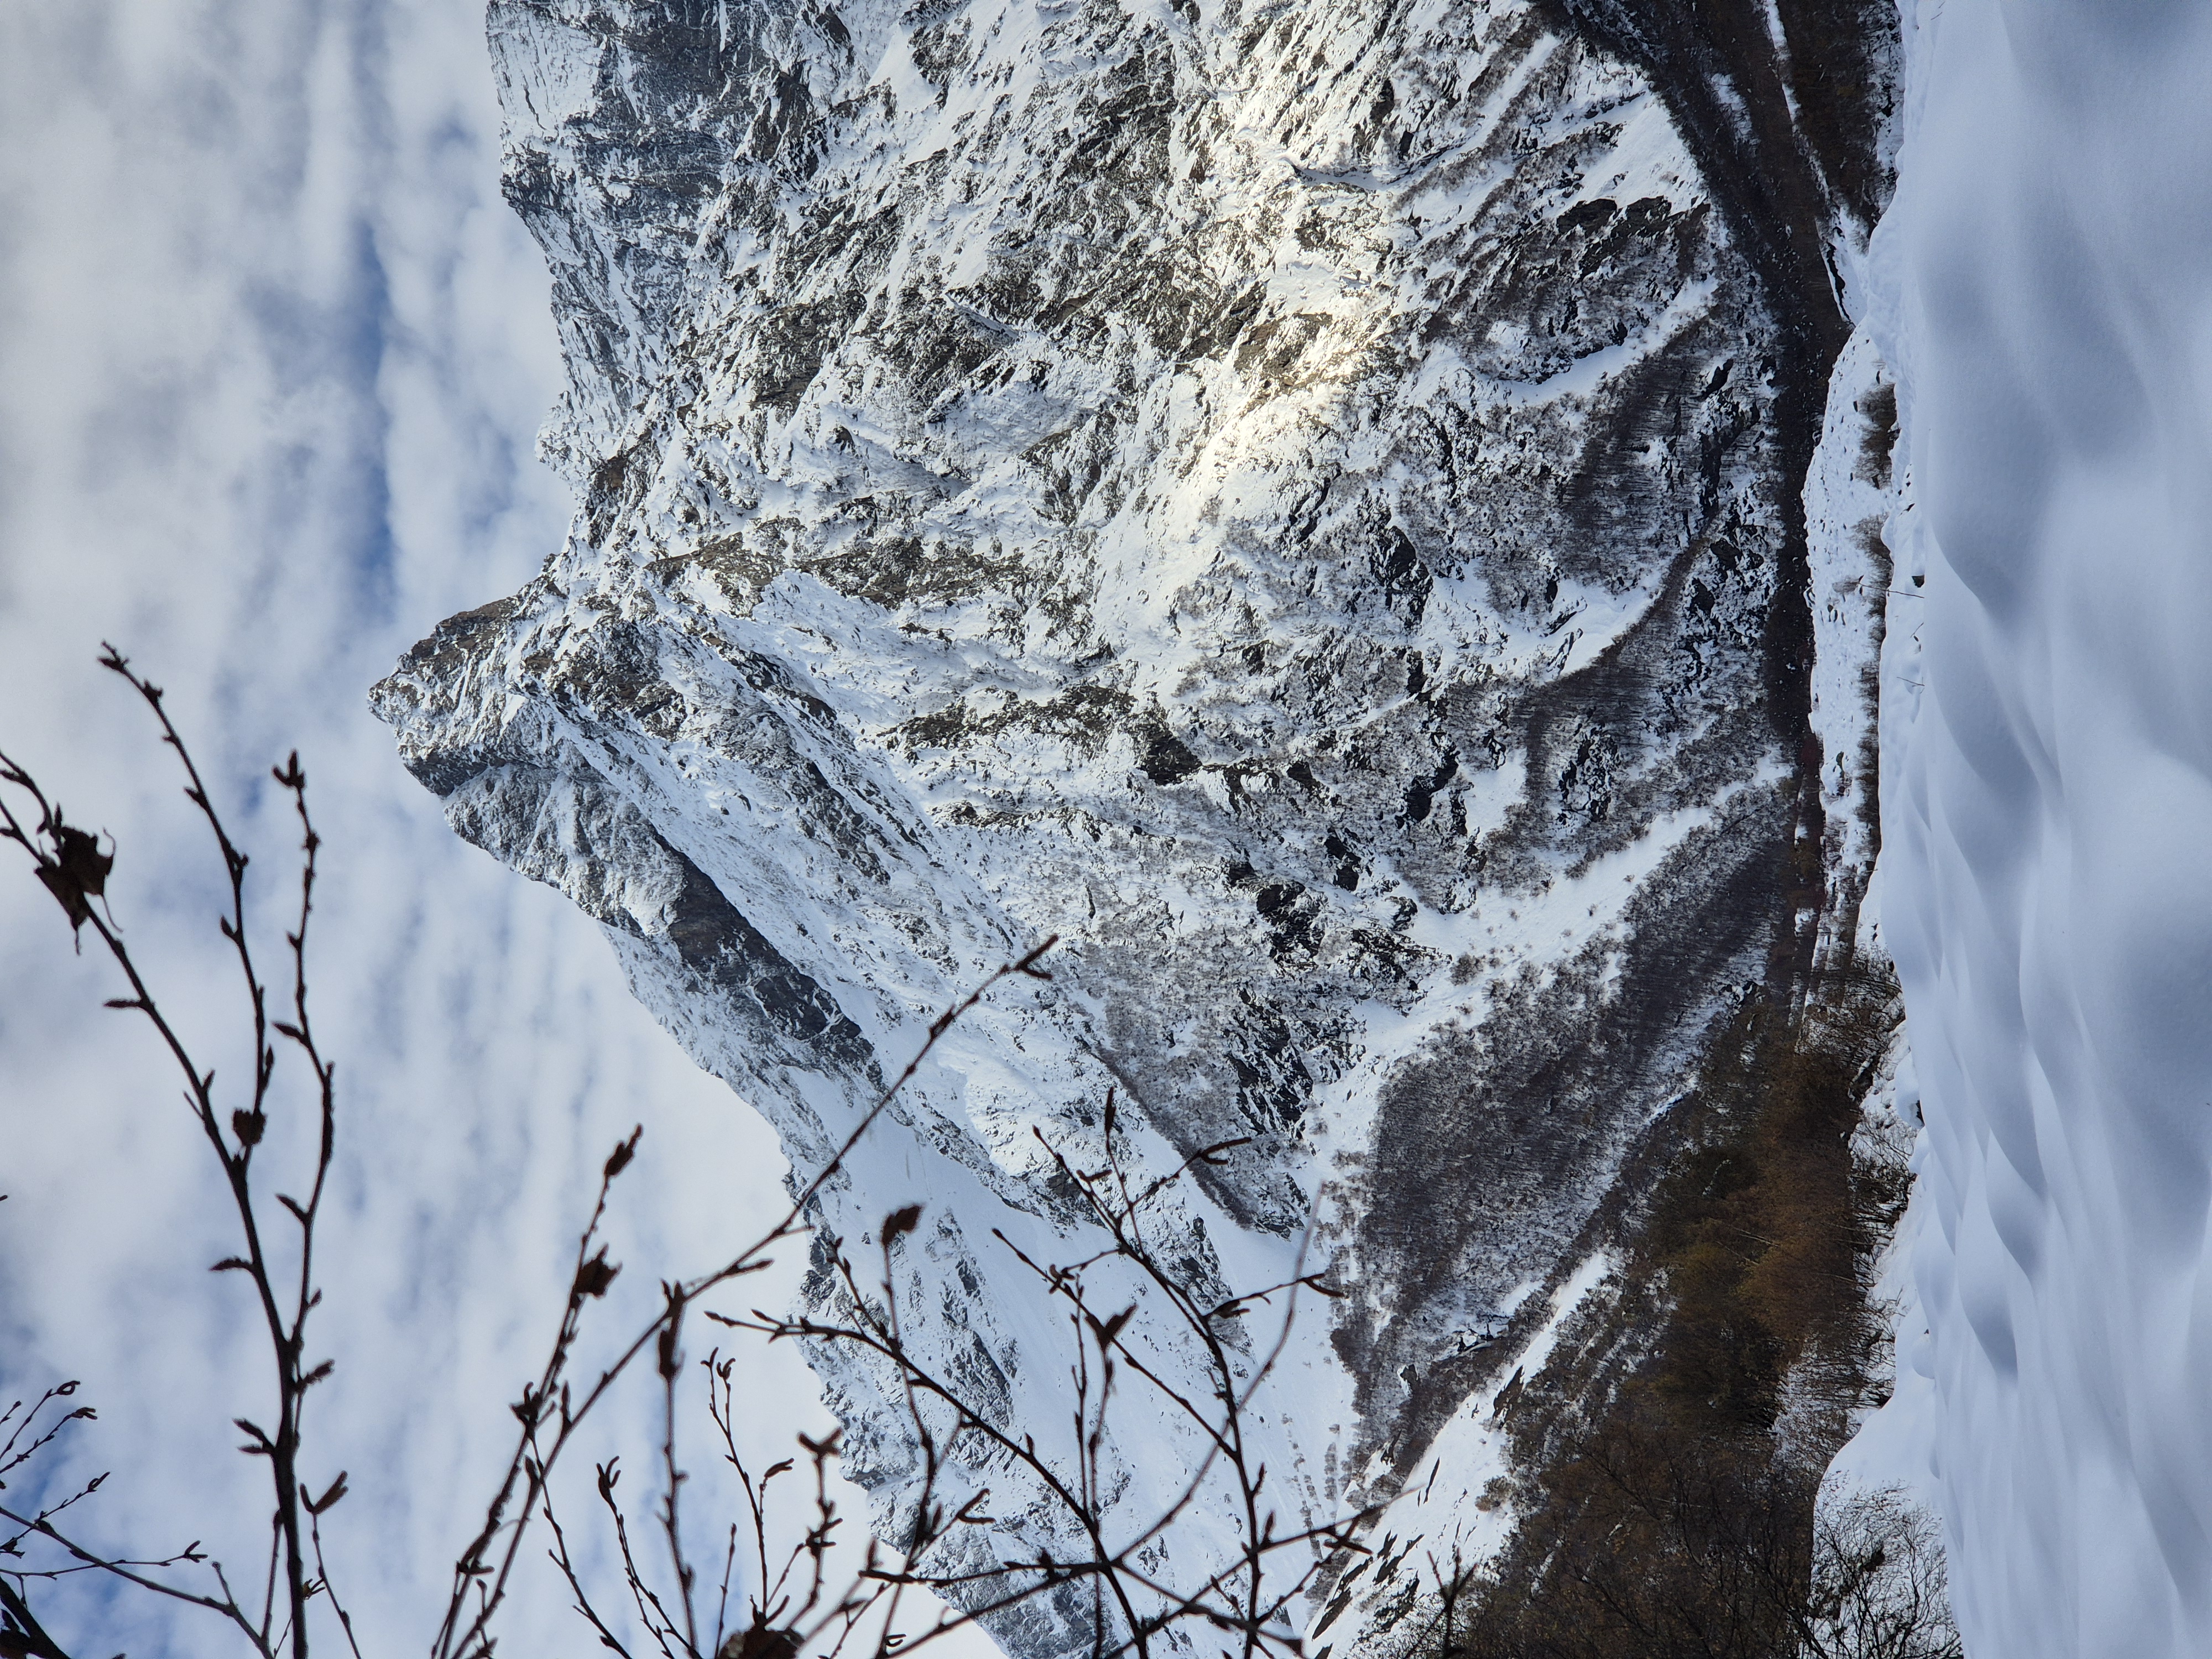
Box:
[0,4,870,1653]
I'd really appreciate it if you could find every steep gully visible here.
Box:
[1335,0,1887,1501]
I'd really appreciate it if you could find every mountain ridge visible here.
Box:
[375,0,1906,1648]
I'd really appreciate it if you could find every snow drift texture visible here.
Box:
[1875,3,2212,1653]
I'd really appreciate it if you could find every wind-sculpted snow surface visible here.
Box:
[375,0,1829,1645]
[1876,4,2212,1653]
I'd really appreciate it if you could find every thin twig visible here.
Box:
[0,651,353,1659]
[434,938,1057,1659]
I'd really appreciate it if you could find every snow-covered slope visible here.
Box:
[375,0,1896,1646]
[1870,4,2212,1653]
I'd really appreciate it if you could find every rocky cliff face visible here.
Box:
[375,0,1897,1648]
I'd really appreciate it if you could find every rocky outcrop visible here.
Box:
[376,0,1898,1649]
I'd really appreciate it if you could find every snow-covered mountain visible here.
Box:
[375,0,1911,1649]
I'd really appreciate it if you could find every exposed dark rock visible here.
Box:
[377,0,1905,1650]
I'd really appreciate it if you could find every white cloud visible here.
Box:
[0,5,851,1655]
